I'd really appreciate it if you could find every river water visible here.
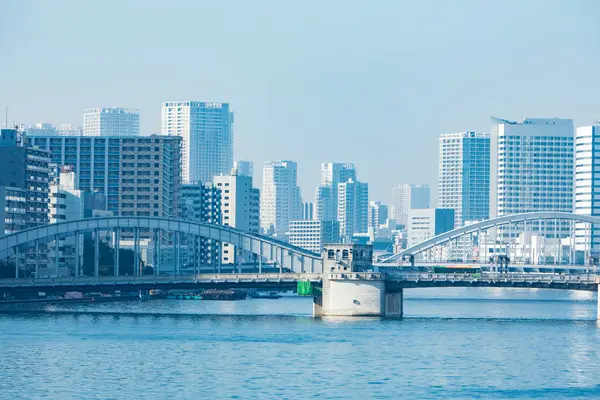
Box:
[1,288,600,399]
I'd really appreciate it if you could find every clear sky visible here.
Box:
[1,0,600,203]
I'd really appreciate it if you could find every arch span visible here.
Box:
[0,217,323,272]
[381,212,600,263]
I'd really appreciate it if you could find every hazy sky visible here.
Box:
[1,0,600,203]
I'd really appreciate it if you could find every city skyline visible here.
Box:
[2,0,600,200]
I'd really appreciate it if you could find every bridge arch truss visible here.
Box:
[382,212,600,262]
[0,217,323,275]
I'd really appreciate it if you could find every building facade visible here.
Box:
[407,208,455,261]
[315,163,356,222]
[161,101,233,184]
[260,161,302,239]
[490,117,573,241]
[368,200,389,235]
[233,159,253,178]
[83,108,140,136]
[390,184,430,227]
[26,135,181,220]
[302,202,314,221]
[438,131,490,226]
[0,186,26,235]
[288,220,340,253]
[180,183,222,268]
[574,124,600,254]
[214,173,260,264]
[337,179,369,241]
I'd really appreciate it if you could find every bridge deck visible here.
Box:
[0,272,597,293]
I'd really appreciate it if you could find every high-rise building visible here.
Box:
[574,124,600,253]
[390,184,430,227]
[0,186,26,235]
[438,132,490,226]
[337,179,369,241]
[407,208,455,260]
[26,135,181,221]
[368,200,389,234]
[233,159,253,179]
[83,108,140,136]
[315,163,356,221]
[288,220,340,253]
[0,129,51,228]
[214,173,260,265]
[302,201,314,220]
[180,183,222,268]
[260,161,302,238]
[161,101,233,184]
[490,117,573,241]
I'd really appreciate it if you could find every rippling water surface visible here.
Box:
[1,288,600,399]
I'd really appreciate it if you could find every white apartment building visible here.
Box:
[438,132,490,226]
[260,161,302,239]
[574,124,600,254]
[214,173,260,264]
[390,184,430,227]
[48,168,84,275]
[83,108,139,136]
[288,220,340,253]
[338,179,369,241]
[161,101,233,184]
[490,117,573,241]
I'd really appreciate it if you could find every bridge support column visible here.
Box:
[94,229,99,277]
[313,274,402,318]
[114,228,120,277]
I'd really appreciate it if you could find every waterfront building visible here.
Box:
[390,184,430,227]
[180,183,222,269]
[438,132,490,226]
[161,101,233,184]
[0,129,51,228]
[407,208,455,261]
[214,173,260,264]
[233,159,253,179]
[337,179,369,241]
[574,124,600,254]
[48,167,84,274]
[83,108,139,136]
[288,220,340,253]
[25,134,181,220]
[315,163,356,222]
[260,161,302,239]
[0,186,26,235]
[490,117,573,241]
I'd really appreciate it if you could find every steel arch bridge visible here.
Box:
[0,217,323,273]
[381,212,600,263]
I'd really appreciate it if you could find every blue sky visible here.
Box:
[1,0,600,202]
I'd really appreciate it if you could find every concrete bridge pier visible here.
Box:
[313,273,403,318]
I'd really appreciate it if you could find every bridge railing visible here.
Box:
[387,272,598,283]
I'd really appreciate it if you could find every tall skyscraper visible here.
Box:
[490,117,573,241]
[337,179,369,241]
[574,124,600,253]
[302,201,314,220]
[438,132,490,226]
[161,101,233,184]
[260,161,302,238]
[315,163,356,222]
[233,159,253,178]
[390,184,430,227]
[83,108,140,136]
